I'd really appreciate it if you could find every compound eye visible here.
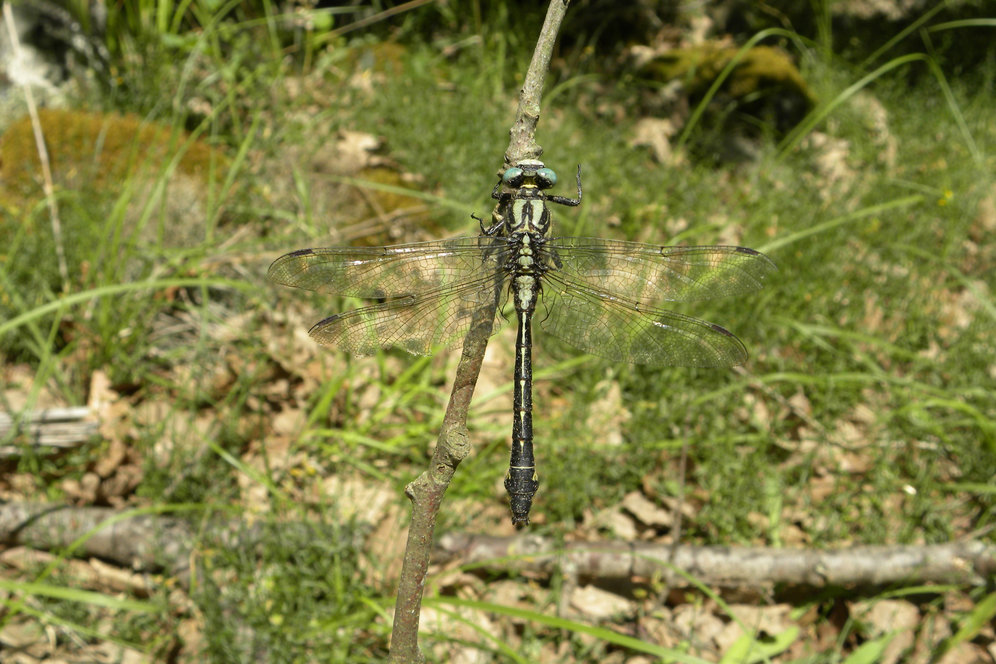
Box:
[536,167,557,188]
[502,167,524,186]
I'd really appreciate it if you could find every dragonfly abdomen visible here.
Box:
[504,231,544,526]
[505,307,538,526]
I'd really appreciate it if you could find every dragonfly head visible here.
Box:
[504,160,557,191]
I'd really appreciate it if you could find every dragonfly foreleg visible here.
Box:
[546,165,582,207]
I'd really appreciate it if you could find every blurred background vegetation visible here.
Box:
[0,0,993,662]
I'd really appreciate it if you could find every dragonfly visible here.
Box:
[268,159,776,525]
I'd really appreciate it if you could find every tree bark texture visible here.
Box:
[437,532,996,589]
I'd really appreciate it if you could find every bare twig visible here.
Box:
[325,0,437,39]
[0,503,194,574]
[2,2,69,290]
[438,532,996,589]
[388,3,573,662]
[3,502,992,594]
[504,0,572,166]
[0,407,97,458]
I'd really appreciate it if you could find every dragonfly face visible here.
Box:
[267,160,776,526]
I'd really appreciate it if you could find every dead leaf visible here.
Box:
[585,376,630,448]
[851,599,919,664]
[671,603,725,654]
[94,438,128,478]
[630,118,676,164]
[101,463,144,504]
[715,604,794,653]
[911,608,953,664]
[938,643,990,664]
[641,607,683,648]
[422,603,498,664]
[319,475,396,525]
[569,585,632,621]
[86,640,151,664]
[590,505,638,540]
[87,369,115,412]
[362,501,407,587]
[62,472,100,504]
[622,491,672,529]
[0,617,51,658]
[271,408,305,437]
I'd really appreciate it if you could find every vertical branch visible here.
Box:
[506,0,572,165]
[388,276,497,664]
[388,2,572,662]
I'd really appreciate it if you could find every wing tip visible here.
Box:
[736,246,779,275]
[705,323,749,368]
[267,249,318,282]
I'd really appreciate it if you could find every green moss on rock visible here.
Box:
[0,109,227,210]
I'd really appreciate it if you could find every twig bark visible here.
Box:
[504,0,571,166]
[0,407,97,458]
[437,532,996,589]
[0,503,194,574]
[388,3,572,662]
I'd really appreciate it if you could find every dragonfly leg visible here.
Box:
[482,212,506,236]
[547,165,582,207]
[472,212,491,235]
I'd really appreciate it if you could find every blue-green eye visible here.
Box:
[536,168,557,187]
[502,167,524,184]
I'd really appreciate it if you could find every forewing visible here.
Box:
[538,273,748,367]
[543,238,776,307]
[309,275,505,356]
[268,236,509,298]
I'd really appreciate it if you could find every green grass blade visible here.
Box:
[0,580,159,613]
[841,632,897,664]
[424,603,531,664]
[677,27,812,151]
[936,591,996,658]
[755,195,923,254]
[858,2,949,70]
[0,277,257,339]
[777,53,928,157]
[719,626,800,664]
[927,18,996,32]
[922,56,982,166]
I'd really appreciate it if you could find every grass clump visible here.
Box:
[194,516,387,663]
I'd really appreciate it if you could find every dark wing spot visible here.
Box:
[710,323,738,338]
[309,314,343,334]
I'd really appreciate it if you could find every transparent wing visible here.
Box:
[538,272,748,368]
[267,236,511,298]
[542,238,776,307]
[309,274,506,356]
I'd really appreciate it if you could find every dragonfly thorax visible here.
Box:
[505,194,552,235]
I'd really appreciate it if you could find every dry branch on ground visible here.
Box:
[3,503,992,592]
